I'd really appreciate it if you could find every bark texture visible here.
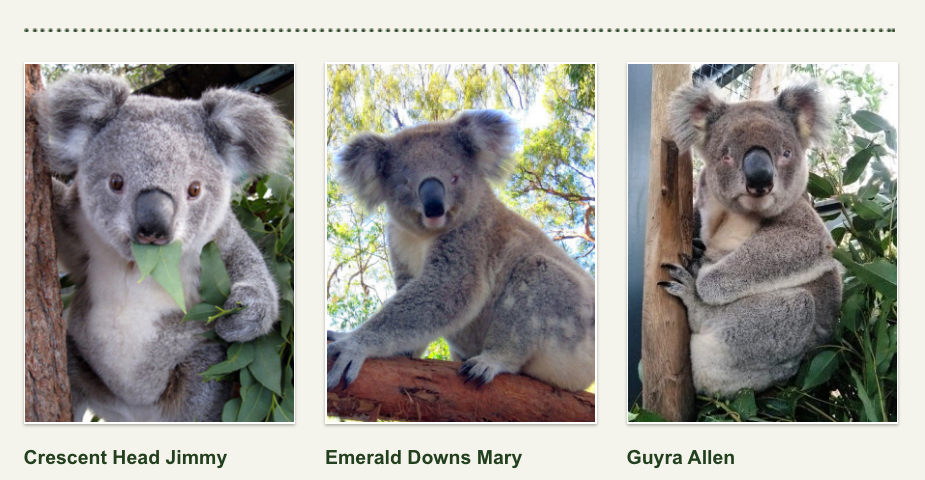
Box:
[641,64,696,422]
[25,64,72,422]
[327,355,595,422]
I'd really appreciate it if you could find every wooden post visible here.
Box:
[25,64,73,422]
[641,64,696,422]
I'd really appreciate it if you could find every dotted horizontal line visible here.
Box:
[24,27,896,33]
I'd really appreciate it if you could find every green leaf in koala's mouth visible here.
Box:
[132,240,187,313]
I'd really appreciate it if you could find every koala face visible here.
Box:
[39,75,289,261]
[337,111,516,234]
[77,97,233,260]
[671,82,833,218]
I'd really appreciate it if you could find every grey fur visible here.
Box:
[662,81,841,398]
[37,74,289,421]
[329,111,595,392]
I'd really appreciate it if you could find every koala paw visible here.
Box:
[679,251,703,277]
[214,288,277,343]
[658,262,698,304]
[459,355,513,388]
[327,336,367,390]
[326,330,349,342]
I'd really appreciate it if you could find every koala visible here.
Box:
[660,81,842,398]
[328,111,595,392]
[36,74,289,421]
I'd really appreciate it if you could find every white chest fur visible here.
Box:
[700,193,761,253]
[72,225,200,405]
[386,222,436,279]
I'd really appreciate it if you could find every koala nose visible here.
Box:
[134,189,175,245]
[419,178,446,218]
[743,147,774,197]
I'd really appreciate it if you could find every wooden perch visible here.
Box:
[327,355,595,422]
[641,64,696,422]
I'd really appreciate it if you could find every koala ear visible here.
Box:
[37,74,131,174]
[453,110,517,183]
[669,82,726,154]
[336,133,390,211]
[201,88,291,180]
[777,82,834,148]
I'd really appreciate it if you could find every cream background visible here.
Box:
[3,0,913,478]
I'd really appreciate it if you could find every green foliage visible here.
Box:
[326,64,596,357]
[41,64,172,90]
[215,141,295,422]
[628,407,667,422]
[132,240,186,313]
[693,65,897,422]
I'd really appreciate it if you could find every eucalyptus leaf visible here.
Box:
[629,409,667,422]
[874,314,896,376]
[840,293,864,332]
[729,389,757,420]
[199,342,255,381]
[272,404,294,422]
[276,221,295,254]
[852,110,892,133]
[842,148,872,185]
[184,302,220,323]
[274,365,295,422]
[132,241,186,313]
[830,226,846,246]
[280,300,294,338]
[199,241,231,305]
[271,259,294,304]
[800,350,840,390]
[266,173,293,202]
[834,253,896,300]
[850,369,880,422]
[222,398,241,422]
[852,260,897,300]
[807,172,835,198]
[238,383,273,422]
[884,129,897,151]
[852,199,884,221]
[249,332,284,395]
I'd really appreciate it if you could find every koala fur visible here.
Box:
[37,74,289,421]
[661,81,842,398]
[328,111,595,392]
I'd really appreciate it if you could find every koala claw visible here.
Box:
[326,338,366,390]
[658,263,698,302]
[678,252,702,276]
[458,355,510,388]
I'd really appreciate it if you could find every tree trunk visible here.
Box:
[24,64,72,422]
[327,355,595,422]
[641,64,696,422]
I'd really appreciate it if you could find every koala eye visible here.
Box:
[109,174,124,192]
[450,175,459,185]
[782,150,792,158]
[188,181,202,198]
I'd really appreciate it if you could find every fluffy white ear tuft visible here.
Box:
[776,81,835,148]
[36,74,131,174]
[201,88,291,181]
[453,110,517,183]
[336,133,390,211]
[669,82,727,155]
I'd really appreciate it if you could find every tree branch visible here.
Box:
[328,354,595,422]
[502,66,524,109]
